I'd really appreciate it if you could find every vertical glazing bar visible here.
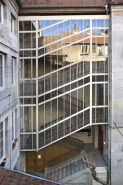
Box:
[57,20,58,140]
[95,84,97,123]
[83,61,84,126]
[70,19,71,134]
[31,106,33,133]
[22,106,24,132]
[90,18,92,126]
[36,20,39,151]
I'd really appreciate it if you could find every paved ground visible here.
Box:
[83,144,107,167]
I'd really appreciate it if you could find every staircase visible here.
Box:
[38,61,89,95]
[56,136,84,152]
[44,151,88,182]
[20,27,91,151]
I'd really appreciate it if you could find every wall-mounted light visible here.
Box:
[38,155,41,159]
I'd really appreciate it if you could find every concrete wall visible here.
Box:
[0,0,19,170]
[109,5,123,185]
[60,168,91,185]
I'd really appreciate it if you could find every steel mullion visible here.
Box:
[36,20,39,151]
[90,18,92,126]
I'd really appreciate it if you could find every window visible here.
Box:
[0,54,4,89]
[0,3,3,24]
[97,45,108,56]
[81,45,89,54]
[11,15,14,34]
[0,122,3,159]
[12,58,15,85]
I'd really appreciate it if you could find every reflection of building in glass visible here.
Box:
[19,17,109,151]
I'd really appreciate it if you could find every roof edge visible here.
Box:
[0,167,62,185]
[109,2,123,5]
[18,5,109,9]
[16,0,22,8]
[16,0,123,9]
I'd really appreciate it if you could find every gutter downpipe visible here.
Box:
[105,5,108,14]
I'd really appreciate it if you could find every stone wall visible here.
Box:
[109,5,123,185]
[0,0,19,170]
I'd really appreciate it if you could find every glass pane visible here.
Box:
[32,33,36,48]
[78,87,84,111]
[96,108,104,123]
[45,102,51,128]
[32,59,36,78]
[33,134,36,149]
[78,112,83,128]
[19,33,23,49]
[71,90,77,114]
[92,84,95,106]
[19,21,24,31]
[38,104,44,131]
[24,59,31,78]
[84,85,90,108]
[105,83,108,105]
[24,33,31,48]
[38,57,44,77]
[38,78,44,95]
[24,21,31,31]
[45,128,51,145]
[33,106,36,132]
[39,132,44,148]
[52,99,57,125]
[58,122,64,138]
[52,126,57,141]
[24,107,32,132]
[92,108,95,123]
[84,109,90,126]
[32,21,36,31]
[97,84,104,105]
[20,134,32,150]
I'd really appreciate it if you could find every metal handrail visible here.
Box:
[47,148,81,168]
[45,152,86,182]
[46,136,84,167]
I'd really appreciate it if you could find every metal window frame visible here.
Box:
[18,15,109,151]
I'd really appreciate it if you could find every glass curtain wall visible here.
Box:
[19,16,109,151]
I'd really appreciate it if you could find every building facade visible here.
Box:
[0,0,20,170]
[0,0,123,184]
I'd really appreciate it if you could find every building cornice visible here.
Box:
[9,0,20,14]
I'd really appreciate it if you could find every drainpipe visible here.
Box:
[105,5,108,14]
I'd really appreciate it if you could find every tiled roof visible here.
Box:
[62,32,108,43]
[0,167,60,185]
[19,0,123,7]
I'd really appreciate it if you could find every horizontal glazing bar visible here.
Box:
[38,27,90,50]
[38,82,90,106]
[18,16,109,21]
[38,107,90,133]
[38,36,91,58]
